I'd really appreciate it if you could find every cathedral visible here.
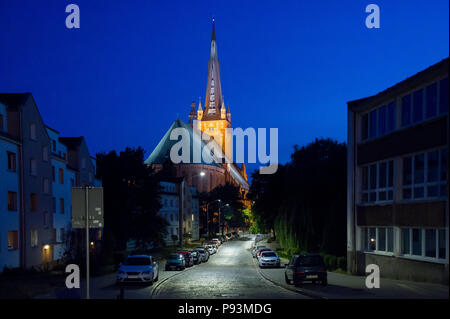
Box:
[145,20,249,195]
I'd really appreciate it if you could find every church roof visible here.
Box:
[144,118,222,168]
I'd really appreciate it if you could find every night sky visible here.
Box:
[1,0,448,176]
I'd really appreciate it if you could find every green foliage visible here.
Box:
[96,147,167,252]
[249,138,347,257]
[337,256,347,270]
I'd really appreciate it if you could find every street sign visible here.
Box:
[71,187,104,229]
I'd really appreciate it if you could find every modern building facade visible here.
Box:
[0,93,101,272]
[347,58,449,284]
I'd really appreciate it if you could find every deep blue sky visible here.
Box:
[1,0,448,175]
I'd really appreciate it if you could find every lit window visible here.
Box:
[31,229,38,247]
[8,231,18,250]
[361,160,393,203]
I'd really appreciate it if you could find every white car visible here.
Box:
[116,255,159,285]
[205,244,216,254]
[212,238,221,246]
[258,251,280,268]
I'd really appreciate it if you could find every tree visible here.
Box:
[249,138,347,256]
[96,147,167,252]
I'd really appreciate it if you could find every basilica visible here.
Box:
[145,20,249,196]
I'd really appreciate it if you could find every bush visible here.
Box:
[337,256,346,270]
[328,256,336,270]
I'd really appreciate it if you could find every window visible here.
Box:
[43,212,50,228]
[425,229,436,258]
[402,228,447,261]
[412,228,422,256]
[30,123,37,140]
[401,94,411,127]
[8,231,18,250]
[52,197,56,213]
[403,149,447,200]
[439,77,448,115]
[412,89,423,123]
[362,103,396,141]
[30,158,37,176]
[425,82,438,119]
[59,168,64,184]
[363,227,394,253]
[7,191,17,211]
[52,140,56,152]
[0,114,4,131]
[361,113,368,140]
[361,160,393,203]
[42,178,49,194]
[7,152,16,172]
[30,229,38,247]
[60,198,65,214]
[30,193,38,212]
[42,146,48,162]
[52,166,55,181]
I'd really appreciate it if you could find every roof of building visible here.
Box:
[59,136,83,149]
[144,118,222,168]
[348,57,449,112]
[0,93,30,109]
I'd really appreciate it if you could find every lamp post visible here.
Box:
[206,199,221,238]
[180,171,205,247]
[218,203,229,235]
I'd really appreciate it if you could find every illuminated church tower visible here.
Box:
[190,19,232,160]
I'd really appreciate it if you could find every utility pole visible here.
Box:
[85,185,90,300]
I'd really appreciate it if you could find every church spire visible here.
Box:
[203,18,223,120]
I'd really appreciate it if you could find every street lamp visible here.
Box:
[218,203,229,235]
[206,199,221,238]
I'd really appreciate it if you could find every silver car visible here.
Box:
[116,255,159,285]
[258,251,280,268]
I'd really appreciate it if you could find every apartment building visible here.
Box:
[158,178,199,245]
[0,93,101,272]
[347,58,449,284]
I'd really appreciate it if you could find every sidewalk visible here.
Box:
[256,238,449,299]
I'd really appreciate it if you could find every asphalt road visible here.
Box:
[152,236,307,299]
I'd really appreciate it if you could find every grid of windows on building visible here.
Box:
[402,148,447,200]
[401,228,446,260]
[362,227,395,253]
[361,101,396,140]
[361,160,394,203]
[401,77,449,127]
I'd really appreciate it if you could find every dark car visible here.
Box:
[165,253,186,271]
[284,254,327,286]
[176,250,194,267]
[231,231,238,238]
[194,247,209,262]
[190,250,201,264]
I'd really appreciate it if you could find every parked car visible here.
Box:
[194,247,209,262]
[190,250,201,264]
[231,231,238,238]
[212,238,221,246]
[226,233,233,240]
[116,255,159,285]
[252,245,266,258]
[205,244,216,255]
[208,241,219,249]
[176,250,194,267]
[258,251,280,268]
[165,253,186,271]
[256,248,273,260]
[284,254,327,286]
[219,235,227,242]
